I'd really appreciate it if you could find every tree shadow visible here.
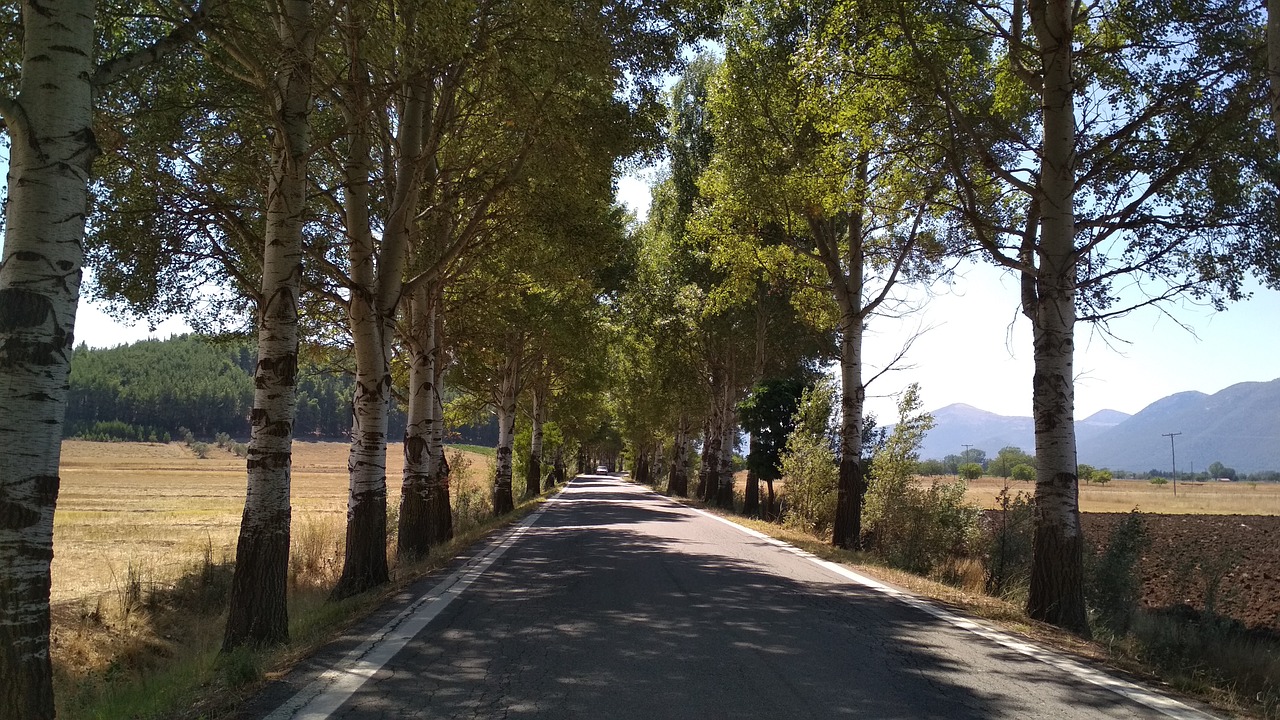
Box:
[245,479,1167,719]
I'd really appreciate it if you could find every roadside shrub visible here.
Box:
[1087,510,1147,636]
[865,385,981,575]
[779,381,838,537]
[190,441,210,459]
[958,462,982,480]
[1011,463,1035,481]
[983,483,1035,600]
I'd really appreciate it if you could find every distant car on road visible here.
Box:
[595,465,608,474]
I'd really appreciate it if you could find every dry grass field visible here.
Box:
[53,440,494,607]
[958,475,1280,515]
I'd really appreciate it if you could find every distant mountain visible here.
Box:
[1080,381,1280,473]
[918,404,1131,462]
[919,379,1280,473]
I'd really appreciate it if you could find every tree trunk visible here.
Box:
[832,312,867,549]
[669,418,690,496]
[697,417,718,503]
[493,355,519,515]
[637,448,651,486]
[765,478,777,522]
[743,467,761,518]
[1025,0,1089,637]
[553,446,566,485]
[426,295,453,538]
[332,36,423,598]
[524,376,545,499]
[0,3,95,714]
[715,392,736,509]
[399,284,451,557]
[224,0,313,648]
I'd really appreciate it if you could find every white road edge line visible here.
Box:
[264,487,568,720]
[633,480,1214,720]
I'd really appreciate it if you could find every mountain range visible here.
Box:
[918,378,1280,473]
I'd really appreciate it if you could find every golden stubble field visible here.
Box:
[958,475,1280,515]
[53,440,494,607]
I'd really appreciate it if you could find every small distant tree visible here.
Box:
[1092,469,1112,485]
[1150,477,1169,486]
[1076,464,1096,484]
[1011,464,1036,482]
[1207,461,1237,480]
[959,448,987,468]
[988,446,1034,478]
[916,459,948,477]
[958,463,983,481]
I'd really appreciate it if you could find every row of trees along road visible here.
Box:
[612,0,1280,647]
[3,0,1280,715]
[0,0,712,715]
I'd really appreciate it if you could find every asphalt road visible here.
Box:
[244,475,1214,720]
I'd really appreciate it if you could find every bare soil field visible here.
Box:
[53,440,494,606]
[1080,512,1280,634]
[962,476,1280,515]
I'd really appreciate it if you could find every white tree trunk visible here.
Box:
[0,3,95,714]
[1025,0,1088,636]
[399,283,451,555]
[668,417,690,496]
[493,355,520,514]
[333,40,425,597]
[715,385,736,508]
[224,0,314,648]
[833,309,867,548]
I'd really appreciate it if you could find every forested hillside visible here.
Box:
[65,336,404,440]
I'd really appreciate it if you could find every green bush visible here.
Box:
[1087,510,1147,636]
[779,381,838,537]
[982,483,1035,600]
[1010,463,1035,481]
[864,385,981,575]
[958,462,982,480]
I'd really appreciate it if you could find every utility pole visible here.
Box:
[1163,432,1182,496]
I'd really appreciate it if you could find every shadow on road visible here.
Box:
[258,478,1160,720]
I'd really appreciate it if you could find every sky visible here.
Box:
[614,176,1280,423]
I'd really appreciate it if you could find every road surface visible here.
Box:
[244,475,1214,719]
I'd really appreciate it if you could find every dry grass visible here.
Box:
[53,440,492,606]
[952,475,1280,515]
[50,439,495,719]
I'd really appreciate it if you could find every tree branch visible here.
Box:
[94,1,219,87]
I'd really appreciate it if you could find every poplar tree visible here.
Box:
[701,0,954,546]
[0,1,212,710]
[903,0,1274,632]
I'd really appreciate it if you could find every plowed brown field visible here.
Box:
[1081,513,1280,633]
